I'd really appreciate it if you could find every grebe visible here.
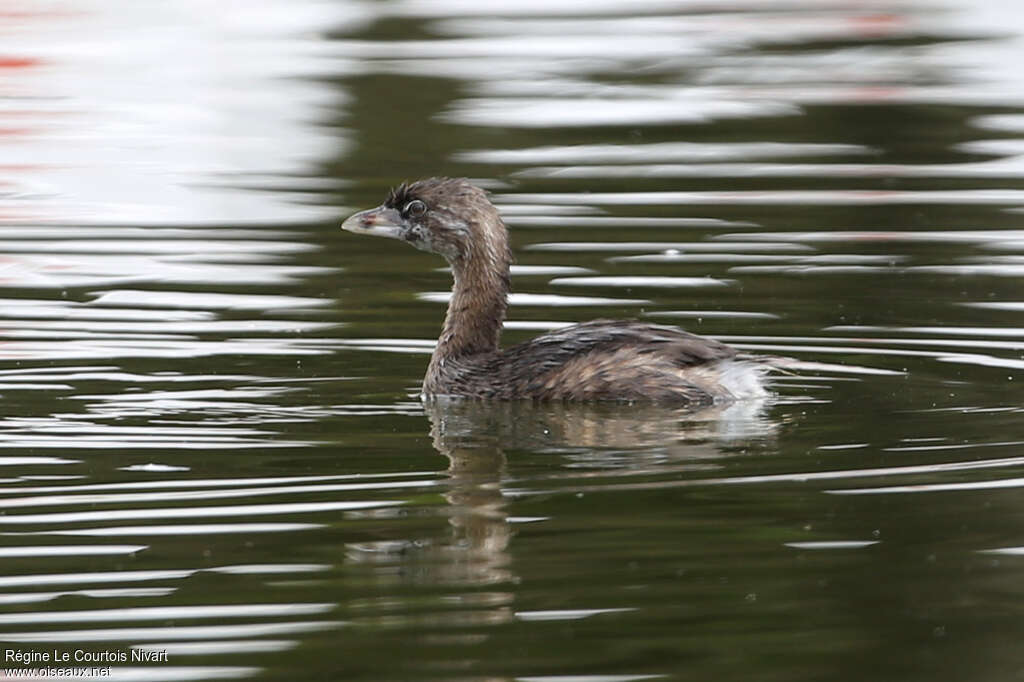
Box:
[342,177,771,404]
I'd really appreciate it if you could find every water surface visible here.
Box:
[2,1,1024,680]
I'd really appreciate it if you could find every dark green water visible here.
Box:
[2,1,1024,680]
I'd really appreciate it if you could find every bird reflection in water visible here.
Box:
[342,397,779,634]
[424,395,780,578]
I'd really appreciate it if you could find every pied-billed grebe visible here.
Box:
[342,177,772,404]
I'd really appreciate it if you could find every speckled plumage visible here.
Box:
[425,318,761,404]
[343,177,771,405]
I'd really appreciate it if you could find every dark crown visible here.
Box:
[385,182,416,209]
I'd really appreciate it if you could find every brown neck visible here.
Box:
[439,253,509,357]
[426,232,510,386]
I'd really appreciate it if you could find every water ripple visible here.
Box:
[1,620,345,642]
[0,501,401,525]
[2,0,1024,678]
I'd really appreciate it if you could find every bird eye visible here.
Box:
[404,199,427,218]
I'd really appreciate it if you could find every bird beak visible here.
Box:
[341,206,405,240]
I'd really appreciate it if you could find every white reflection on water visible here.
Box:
[0,564,329,588]
[0,587,176,605]
[508,454,1024,499]
[0,457,79,466]
[0,471,434,494]
[908,265,1024,277]
[829,325,1024,338]
[0,500,401,524]
[0,2,350,468]
[527,241,812,253]
[1,620,342,642]
[965,302,1024,311]
[388,0,782,16]
[548,276,733,288]
[828,475,1024,495]
[0,0,362,225]
[613,254,903,266]
[506,216,752,229]
[0,319,335,335]
[428,7,945,46]
[444,96,798,128]
[516,159,1024,180]
[974,114,1024,132]
[0,251,333,288]
[346,0,1024,134]
[0,603,334,625]
[0,339,333,362]
[0,479,436,510]
[498,189,1024,206]
[0,239,318,255]
[0,545,146,557]
[12,523,323,537]
[784,541,879,550]
[418,291,651,306]
[515,607,635,622]
[495,204,601,216]
[516,676,665,682]
[728,265,897,276]
[645,311,779,320]
[458,142,873,164]
[716,230,1024,244]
